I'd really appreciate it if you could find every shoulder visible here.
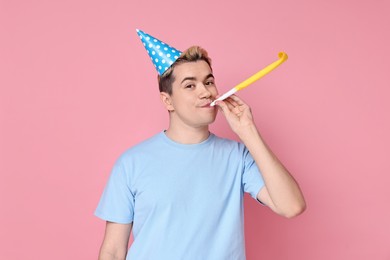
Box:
[212,134,244,148]
[108,132,166,180]
[117,132,165,163]
[127,132,165,152]
[211,134,247,154]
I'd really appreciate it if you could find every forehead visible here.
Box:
[172,60,213,83]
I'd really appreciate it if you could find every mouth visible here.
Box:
[200,97,218,107]
[199,102,213,108]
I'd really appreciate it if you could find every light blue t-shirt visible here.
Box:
[95,131,264,260]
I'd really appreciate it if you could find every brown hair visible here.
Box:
[158,46,212,94]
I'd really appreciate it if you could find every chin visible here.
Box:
[197,115,217,127]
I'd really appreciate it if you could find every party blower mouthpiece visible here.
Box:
[210,52,288,106]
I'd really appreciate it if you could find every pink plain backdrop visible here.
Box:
[1,0,389,259]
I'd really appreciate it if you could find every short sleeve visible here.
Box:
[94,158,135,224]
[241,146,265,201]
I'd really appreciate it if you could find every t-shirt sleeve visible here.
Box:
[94,158,135,224]
[241,146,265,202]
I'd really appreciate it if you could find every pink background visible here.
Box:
[1,0,389,259]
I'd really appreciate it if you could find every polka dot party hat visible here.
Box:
[136,29,182,75]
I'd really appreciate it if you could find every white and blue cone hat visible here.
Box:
[136,29,182,75]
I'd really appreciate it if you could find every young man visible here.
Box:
[95,30,305,260]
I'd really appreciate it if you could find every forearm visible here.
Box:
[98,249,127,260]
[216,95,305,216]
[98,222,132,260]
[238,124,306,217]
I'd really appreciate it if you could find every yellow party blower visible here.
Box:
[210,52,288,106]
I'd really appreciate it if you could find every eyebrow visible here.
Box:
[181,73,214,84]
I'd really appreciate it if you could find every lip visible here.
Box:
[198,99,217,108]
[199,102,213,108]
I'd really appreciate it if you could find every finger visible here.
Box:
[229,95,247,106]
[224,99,236,111]
[224,103,243,118]
[216,100,231,115]
[225,97,239,108]
[225,98,245,115]
[230,95,250,112]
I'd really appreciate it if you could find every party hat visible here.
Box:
[136,29,182,75]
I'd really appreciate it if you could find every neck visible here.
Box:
[165,123,210,144]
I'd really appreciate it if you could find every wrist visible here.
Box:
[236,123,260,142]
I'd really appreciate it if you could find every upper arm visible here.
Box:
[99,221,133,260]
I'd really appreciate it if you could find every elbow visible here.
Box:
[280,201,306,219]
[99,251,127,260]
[99,247,127,260]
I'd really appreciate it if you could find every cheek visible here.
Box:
[211,86,218,97]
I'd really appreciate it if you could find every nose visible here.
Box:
[198,83,212,99]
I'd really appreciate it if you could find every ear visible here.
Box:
[160,92,174,111]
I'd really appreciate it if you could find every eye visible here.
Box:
[185,84,195,89]
[205,81,215,86]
